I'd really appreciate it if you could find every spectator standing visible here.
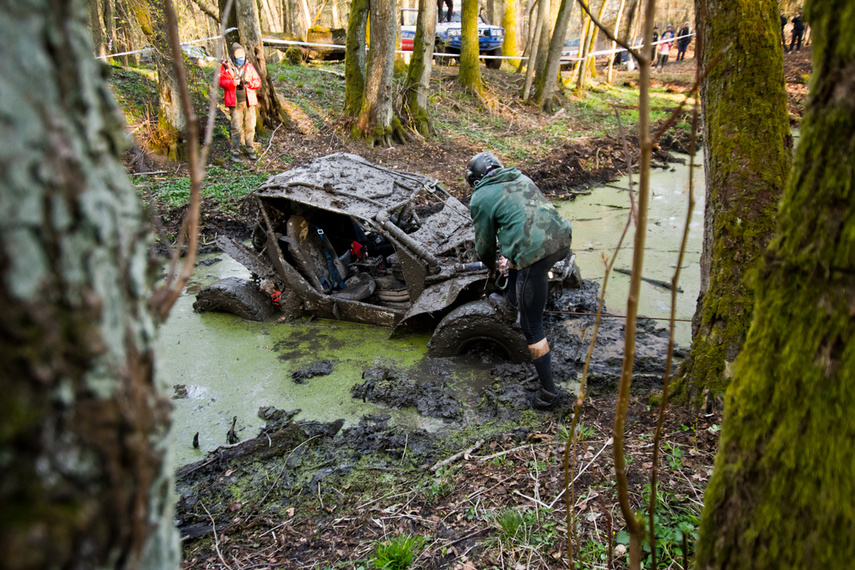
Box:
[656,24,674,70]
[676,22,691,61]
[218,43,262,162]
[780,9,788,48]
[789,10,805,52]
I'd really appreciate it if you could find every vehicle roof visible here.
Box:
[255,153,475,257]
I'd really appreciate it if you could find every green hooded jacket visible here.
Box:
[469,167,573,271]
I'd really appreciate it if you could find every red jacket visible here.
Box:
[218,61,262,107]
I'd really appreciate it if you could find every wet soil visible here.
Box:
[175,280,689,567]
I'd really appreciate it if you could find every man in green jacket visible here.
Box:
[467,152,573,408]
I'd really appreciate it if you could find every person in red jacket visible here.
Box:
[219,43,262,161]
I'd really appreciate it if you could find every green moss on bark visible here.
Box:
[343,0,369,116]
[678,0,791,405]
[696,1,855,566]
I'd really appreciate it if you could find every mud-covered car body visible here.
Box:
[219,153,578,360]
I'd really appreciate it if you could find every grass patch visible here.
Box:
[137,166,268,211]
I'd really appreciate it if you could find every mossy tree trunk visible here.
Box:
[696,1,855,566]
[457,0,484,95]
[236,0,295,131]
[343,0,369,116]
[403,0,437,136]
[0,0,178,567]
[676,0,791,405]
[138,1,188,161]
[534,0,573,111]
[502,0,518,59]
[356,0,408,146]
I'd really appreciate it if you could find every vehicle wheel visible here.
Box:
[428,299,529,362]
[485,47,502,69]
[193,277,279,322]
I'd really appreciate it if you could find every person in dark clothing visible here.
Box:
[437,0,453,22]
[780,9,788,48]
[790,11,805,52]
[467,152,574,409]
[676,22,691,61]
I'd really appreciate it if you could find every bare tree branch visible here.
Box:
[191,0,221,23]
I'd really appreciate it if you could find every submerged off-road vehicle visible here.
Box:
[206,153,580,362]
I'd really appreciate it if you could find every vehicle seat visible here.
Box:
[285,215,348,294]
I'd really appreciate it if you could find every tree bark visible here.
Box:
[532,0,551,81]
[236,0,295,130]
[676,0,791,405]
[502,0,518,59]
[696,1,855,566]
[344,0,369,116]
[138,1,188,160]
[0,0,178,567]
[403,0,437,136]
[606,0,628,84]
[458,0,485,95]
[521,0,547,99]
[356,0,407,145]
[534,0,573,111]
[89,0,107,56]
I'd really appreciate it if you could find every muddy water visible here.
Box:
[159,157,704,466]
[556,157,705,347]
[157,256,445,466]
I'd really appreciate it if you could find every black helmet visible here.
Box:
[466,152,503,187]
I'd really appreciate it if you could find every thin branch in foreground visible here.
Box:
[648,94,700,570]
[149,0,236,321]
[563,106,637,567]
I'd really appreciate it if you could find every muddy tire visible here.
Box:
[428,299,529,362]
[193,277,279,321]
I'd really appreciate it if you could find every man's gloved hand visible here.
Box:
[498,256,510,276]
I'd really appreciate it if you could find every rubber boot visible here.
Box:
[531,351,557,409]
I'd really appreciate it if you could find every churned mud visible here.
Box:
[174,277,678,550]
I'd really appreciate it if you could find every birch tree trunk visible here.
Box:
[534,0,573,111]
[0,0,179,567]
[696,1,855,566]
[403,0,437,135]
[458,0,485,95]
[236,0,294,130]
[356,0,408,145]
[676,0,791,405]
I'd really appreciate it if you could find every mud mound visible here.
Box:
[544,280,682,395]
[351,367,462,420]
[292,359,334,384]
[525,137,683,199]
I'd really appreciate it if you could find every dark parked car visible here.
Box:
[203,153,580,361]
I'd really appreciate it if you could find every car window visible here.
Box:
[445,11,489,24]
